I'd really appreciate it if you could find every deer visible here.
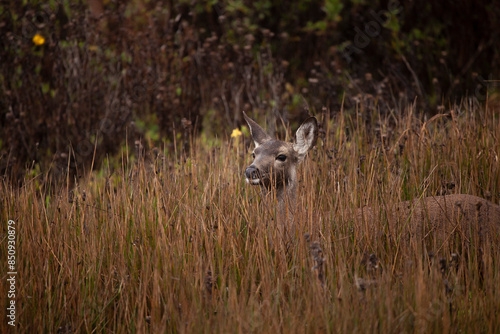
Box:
[243,111,500,247]
[243,111,317,239]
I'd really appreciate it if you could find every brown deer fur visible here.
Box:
[243,112,500,244]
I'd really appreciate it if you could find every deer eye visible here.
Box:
[276,154,287,162]
[252,153,255,159]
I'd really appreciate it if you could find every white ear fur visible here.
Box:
[293,117,318,162]
[242,111,272,147]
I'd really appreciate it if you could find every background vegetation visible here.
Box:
[1,0,499,182]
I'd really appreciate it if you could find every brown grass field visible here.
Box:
[1,103,500,333]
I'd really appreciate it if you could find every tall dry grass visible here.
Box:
[1,103,499,333]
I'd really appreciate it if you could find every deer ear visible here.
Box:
[243,111,272,147]
[293,117,318,162]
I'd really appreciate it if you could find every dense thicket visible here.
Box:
[1,0,499,183]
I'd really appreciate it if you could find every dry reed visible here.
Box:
[1,102,499,333]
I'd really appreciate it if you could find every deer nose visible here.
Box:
[245,166,260,180]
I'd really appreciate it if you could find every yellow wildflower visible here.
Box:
[231,128,242,138]
[32,34,45,46]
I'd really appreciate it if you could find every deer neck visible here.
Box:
[272,169,298,223]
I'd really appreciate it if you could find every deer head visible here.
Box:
[243,111,318,205]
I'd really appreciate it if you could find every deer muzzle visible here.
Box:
[245,166,262,185]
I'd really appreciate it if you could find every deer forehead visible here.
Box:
[253,140,294,157]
